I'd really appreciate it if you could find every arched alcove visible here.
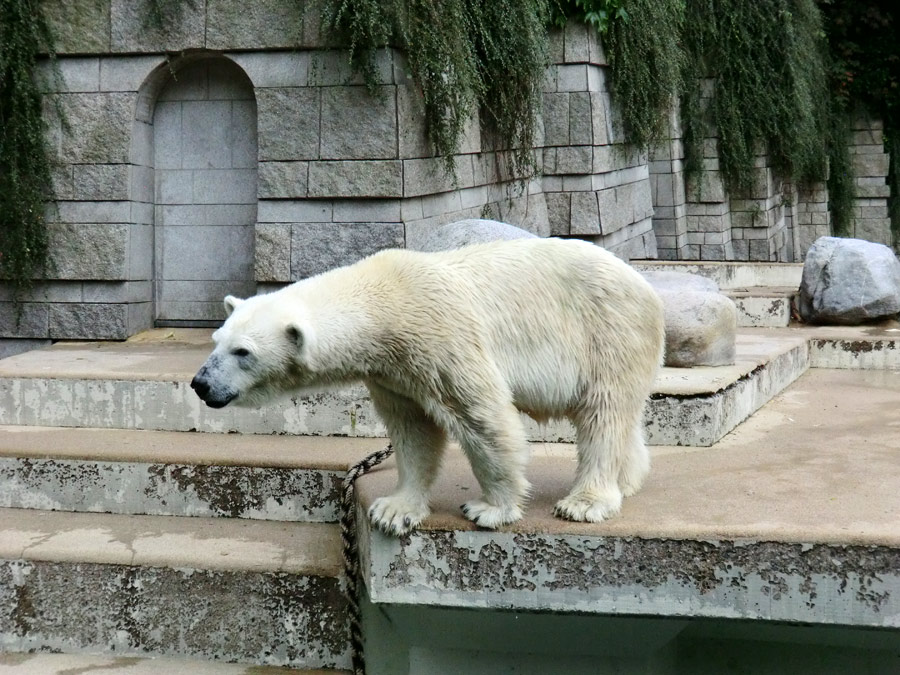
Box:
[134,56,258,326]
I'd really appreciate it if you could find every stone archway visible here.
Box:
[151,58,258,326]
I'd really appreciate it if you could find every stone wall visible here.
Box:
[1,6,658,345]
[649,108,688,260]
[790,180,830,260]
[542,24,656,259]
[849,114,892,246]
[0,2,894,350]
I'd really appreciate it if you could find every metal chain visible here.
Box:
[340,443,394,675]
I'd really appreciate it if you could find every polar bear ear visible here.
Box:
[223,295,244,317]
[285,323,305,349]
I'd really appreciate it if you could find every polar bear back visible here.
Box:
[283,237,664,417]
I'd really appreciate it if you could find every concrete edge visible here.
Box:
[359,515,900,628]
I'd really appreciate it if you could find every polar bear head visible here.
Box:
[190,294,312,409]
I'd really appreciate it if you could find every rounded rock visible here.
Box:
[657,290,737,368]
[799,236,900,325]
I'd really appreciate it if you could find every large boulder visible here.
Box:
[799,236,900,325]
[643,272,736,368]
[406,219,537,252]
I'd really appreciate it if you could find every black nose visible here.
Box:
[191,376,209,398]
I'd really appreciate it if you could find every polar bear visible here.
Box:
[191,238,665,535]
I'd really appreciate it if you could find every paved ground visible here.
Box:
[358,368,900,547]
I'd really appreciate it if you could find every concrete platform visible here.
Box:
[0,653,344,674]
[0,428,386,521]
[0,509,347,669]
[356,369,900,627]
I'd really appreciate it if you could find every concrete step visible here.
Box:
[356,369,900,631]
[725,287,797,328]
[0,330,812,447]
[633,260,803,290]
[0,509,349,670]
[0,427,386,521]
[0,652,345,674]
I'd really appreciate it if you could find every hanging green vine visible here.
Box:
[604,0,684,151]
[322,0,549,177]
[0,0,57,298]
[680,0,833,195]
[822,1,899,243]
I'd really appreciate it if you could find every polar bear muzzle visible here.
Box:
[191,358,238,408]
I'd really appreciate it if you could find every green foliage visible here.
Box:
[549,0,627,34]
[0,0,57,297]
[820,1,899,241]
[604,0,684,150]
[826,107,854,237]
[323,0,549,177]
[552,0,683,151]
[681,0,833,195]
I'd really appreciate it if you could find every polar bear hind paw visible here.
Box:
[368,495,430,536]
[554,489,622,523]
[461,500,523,529]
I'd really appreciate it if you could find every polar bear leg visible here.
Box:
[618,422,650,497]
[446,391,530,529]
[554,393,635,522]
[367,385,447,536]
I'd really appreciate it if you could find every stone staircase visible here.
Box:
[2,261,900,673]
[633,260,803,327]
[0,335,377,672]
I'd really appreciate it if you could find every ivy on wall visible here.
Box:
[323,0,549,178]
[0,0,57,298]
[821,1,899,241]
[556,0,854,235]
[1,0,891,301]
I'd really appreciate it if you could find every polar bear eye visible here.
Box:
[232,348,250,358]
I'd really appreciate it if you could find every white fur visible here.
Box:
[192,238,665,535]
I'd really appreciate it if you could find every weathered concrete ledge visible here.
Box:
[0,509,347,669]
[0,427,385,521]
[727,287,796,328]
[794,323,900,369]
[644,333,809,446]
[356,369,900,628]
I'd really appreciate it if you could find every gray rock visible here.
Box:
[44,0,111,54]
[799,236,900,325]
[406,219,536,253]
[0,303,49,339]
[656,290,737,367]
[110,0,205,52]
[641,271,719,294]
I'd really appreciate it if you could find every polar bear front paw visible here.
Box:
[368,494,430,536]
[461,500,523,529]
[554,488,622,523]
